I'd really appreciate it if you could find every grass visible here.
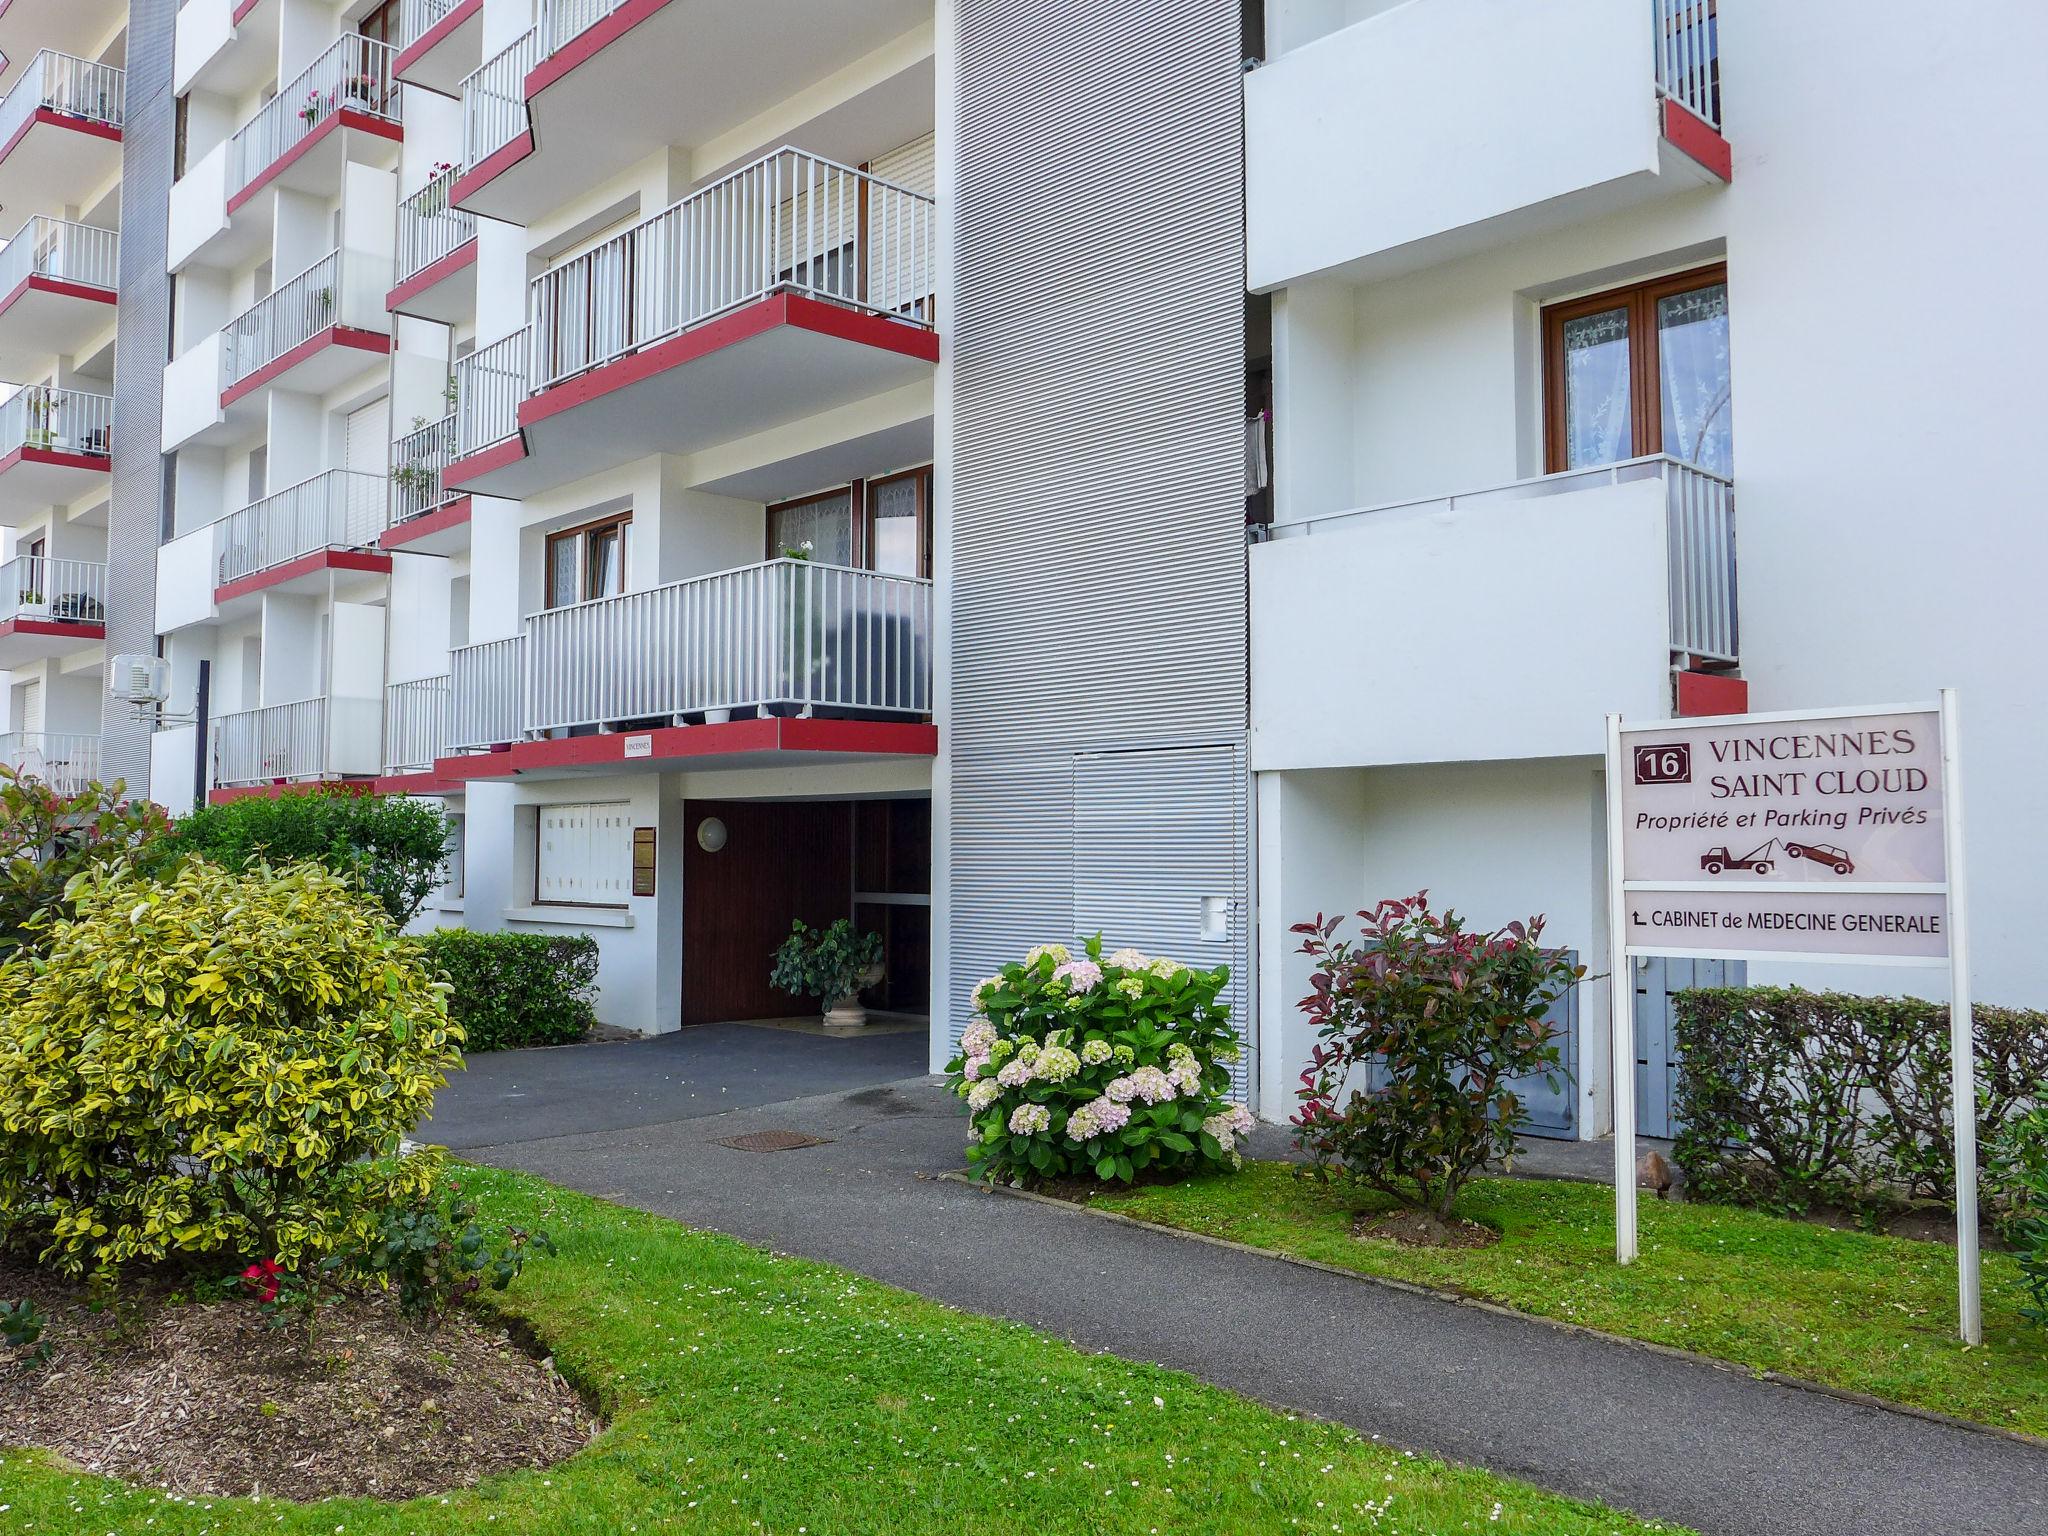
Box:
[0,1167,1688,1535]
[1086,1162,2048,1438]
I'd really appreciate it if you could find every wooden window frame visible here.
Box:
[1541,262,1727,474]
[865,466,933,579]
[766,484,863,567]
[544,510,632,608]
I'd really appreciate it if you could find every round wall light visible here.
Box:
[695,816,728,853]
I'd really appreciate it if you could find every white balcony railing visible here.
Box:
[1654,0,1721,130]
[396,165,476,284]
[0,555,107,626]
[447,634,525,750]
[1270,454,1738,668]
[0,731,101,795]
[0,218,119,299]
[212,696,382,788]
[391,413,459,523]
[544,0,633,51]
[222,249,396,387]
[384,674,450,774]
[454,327,527,455]
[229,34,398,198]
[460,26,541,171]
[505,559,932,735]
[215,469,388,586]
[0,51,125,154]
[530,147,936,394]
[401,0,464,49]
[0,384,112,459]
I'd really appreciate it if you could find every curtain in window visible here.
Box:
[1561,306,1632,468]
[1657,281,1733,474]
[771,491,854,565]
[869,477,921,576]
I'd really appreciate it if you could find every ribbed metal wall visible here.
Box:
[102,0,176,794]
[946,2,1251,1090]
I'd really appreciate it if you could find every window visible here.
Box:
[535,802,630,906]
[544,512,631,608]
[767,468,934,575]
[866,469,931,578]
[1541,263,1731,476]
[769,488,856,565]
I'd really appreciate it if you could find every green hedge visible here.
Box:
[420,930,600,1053]
[1672,985,2048,1214]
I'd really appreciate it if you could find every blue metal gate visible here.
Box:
[1632,954,1744,1139]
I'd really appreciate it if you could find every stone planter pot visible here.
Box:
[821,962,886,1028]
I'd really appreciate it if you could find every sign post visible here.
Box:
[1603,697,1978,1342]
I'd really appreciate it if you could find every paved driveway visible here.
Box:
[423,1021,928,1149]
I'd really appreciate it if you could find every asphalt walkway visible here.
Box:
[428,1039,2048,1536]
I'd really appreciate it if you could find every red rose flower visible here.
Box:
[241,1260,282,1303]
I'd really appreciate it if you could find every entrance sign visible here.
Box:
[1602,694,1979,1341]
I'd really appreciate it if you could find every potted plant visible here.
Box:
[299,88,329,126]
[769,918,884,1028]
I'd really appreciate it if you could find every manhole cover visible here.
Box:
[715,1129,832,1152]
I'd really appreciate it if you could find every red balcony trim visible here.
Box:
[0,273,118,314]
[441,433,526,487]
[436,716,937,781]
[226,108,403,215]
[394,0,482,80]
[525,0,673,97]
[373,770,459,797]
[386,236,477,314]
[0,444,109,476]
[231,0,268,22]
[450,128,533,212]
[1675,669,1748,717]
[209,778,376,805]
[0,617,105,645]
[1661,99,1731,182]
[380,494,472,550]
[0,107,123,166]
[219,324,391,408]
[213,547,392,606]
[519,292,939,433]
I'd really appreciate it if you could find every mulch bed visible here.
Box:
[0,1256,600,1502]
[1351,1208,1500,1249]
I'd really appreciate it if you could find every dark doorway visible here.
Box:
[681,800,852,1025]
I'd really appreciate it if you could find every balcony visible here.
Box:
[388,166,477,322]
[1246,0,1728,290]
[383,414,469,554]
[0,555,107,664]
[213,469,392,607]
[446,148,937,497]
[0,53,124,226]
[218,248,393,416]
[395,0,485,98]
[0,385,112,517]
[227,35,400,215]
[0,731,101,796]
[442,558,935,779]
[383,674,451,781]
[0,1,128,94]
[0,218,118,377]
[452,0,930,226]
[212,696,383,792]
[1249,456,1738,770]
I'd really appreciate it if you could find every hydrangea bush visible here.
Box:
[945,938,1252,1185]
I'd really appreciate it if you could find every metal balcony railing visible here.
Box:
[400,0,463,49]
[384,674,450,774]
[211,696,382,788]
[0,218,119,299]
[1654,0,1721,130]
[229,34,398,198]
[0,51,125,154]
[391,413,459,524]
[447,634,525,750]
[214,469,387,586]
[0,384,112,459]
[0,555,107,626]
[396,164,476,283]
[544,0,635,51]
[1268,454,1738,668]
[0,731,101,795]
[454,327,527,455]
[459,26,541,171]
[530,146,936,393]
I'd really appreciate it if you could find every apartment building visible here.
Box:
[10,0,2036,1135]
[0,2,128,795]
[1246,0,2048,1135]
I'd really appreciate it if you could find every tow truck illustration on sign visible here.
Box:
[1698,839,1857,877]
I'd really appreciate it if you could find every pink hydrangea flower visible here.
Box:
[1066,1097,1131,1141]
[1051,959,1103,992]
[1009,1102,1051,1135]
[996,1057,1033,1089]
[962,1055,990,1081]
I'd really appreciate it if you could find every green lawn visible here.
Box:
[0,1167,1685,1535]
[1087,1162,2048,1438]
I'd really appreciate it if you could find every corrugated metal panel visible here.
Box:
[102,0,177,795]
[946,2,1252,1097]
